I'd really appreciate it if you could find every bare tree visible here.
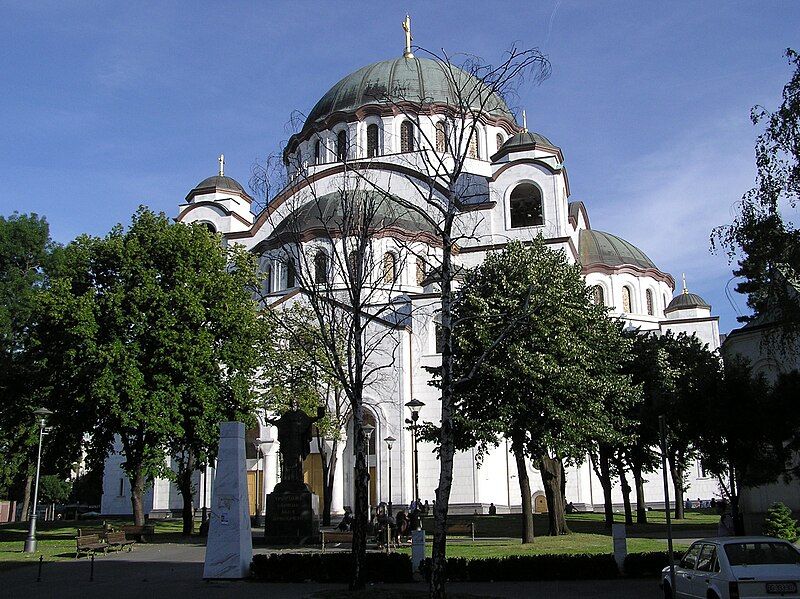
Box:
[347,45,550,597]
[253,151,421,589]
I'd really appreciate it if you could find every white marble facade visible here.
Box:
[101,44,723,519]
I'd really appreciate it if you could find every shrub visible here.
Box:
[763,502,799,542]
[251,552,413,583]
[624,551,672,578]
[420,553,618,582]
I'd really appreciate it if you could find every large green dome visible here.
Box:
[303,57,516,132]
[579,229,657,270]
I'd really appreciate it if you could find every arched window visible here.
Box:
[468,131,478,158]
[435,121,447,153]
[314,140,321,164]
[367,124,379,158]
[383,252,397,283]
[286,260,296,288]
[509,183,544,228]
[496,133,504,152]
[592,285,605,306]
[646,289,654,316]
[347,250,359,279]
[433,316,445,354]
[622,286,632,313]
[400,120,414,153]
[336,130,348,161]
[199,221,216,234]
[416,257,427,286]
[314,251,328,284]
[264,264,272,294]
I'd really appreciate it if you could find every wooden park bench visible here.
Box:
[321,530,353,552]
[446,521,475,541]
[105,530,135,552]
[120,524,155,543]
[75,534,108,558]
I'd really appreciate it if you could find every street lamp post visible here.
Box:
[384,436,396,516]
[254,439,263,526]
[405,399,424,529]
[24,407,52,554]
[363,423,375,522]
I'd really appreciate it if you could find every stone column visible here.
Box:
[202,422,252,579]
[330,437,346,516]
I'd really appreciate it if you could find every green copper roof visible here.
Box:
[579,229,657,270]
[192,175,246,194]
[303,57,515,131]
[501,130,555,149]
[666,292,711,313]
[266,191,436,243]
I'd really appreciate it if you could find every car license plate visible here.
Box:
[766,582,797,593]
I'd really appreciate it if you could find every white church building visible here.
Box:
[101,34,722,519]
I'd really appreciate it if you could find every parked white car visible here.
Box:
[661,537,800,599]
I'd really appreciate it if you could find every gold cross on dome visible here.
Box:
[402,14,414,58]
[218,154,225,177]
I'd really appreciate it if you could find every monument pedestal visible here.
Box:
[264,481,320,544]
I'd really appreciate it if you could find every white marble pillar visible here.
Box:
[202,422,252,579]
[330,436,346,515]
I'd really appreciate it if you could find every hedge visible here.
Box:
[623,551,673,578]
[420,553,619,582]
[251,552,413,583]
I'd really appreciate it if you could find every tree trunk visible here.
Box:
[176,451,196,536]
[614,456,633,526]
[631,464,647,525]
[560,460,567,507]
[539,453,569,536]
[511,434,534,543]
[729,464,744,536]
[20,471,33,521]
[430,233,456,599]
[350,402,368,591]
[597,446,614,528]
[130,466,146,527]
[668,455,685,519]
[320,439,338,527]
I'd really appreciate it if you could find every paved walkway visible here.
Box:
[0,542,664,599]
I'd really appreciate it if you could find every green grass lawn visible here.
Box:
[0,519,190,569]
[396,533,687,559]
[422,510,717,539]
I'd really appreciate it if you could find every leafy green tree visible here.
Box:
[38,475,72,505]
[450,239,633,538]
[694,362,800,534]
[620,331,668,525]
[0,213,82,516]
[763,502,798,542]
[263,304,350,526]
[713,49,800,347]
[38,207,263,528]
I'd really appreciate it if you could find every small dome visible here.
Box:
[579,229,657,271]
[302,57,515,132]
[193,175,246,194]
[501,130,555,150]
[665,292,711,313]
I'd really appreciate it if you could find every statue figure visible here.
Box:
[266,401,325,489]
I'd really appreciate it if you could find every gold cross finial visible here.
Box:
[218,154,225,177]
[402,14,414,58]
[682,273,688,294]
[522,109,528,132]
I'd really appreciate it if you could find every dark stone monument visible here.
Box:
[263,404,324,544]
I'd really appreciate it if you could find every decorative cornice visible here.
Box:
[582,263,676,290]
[185,186,253,204]
[660,315,719,325]
[490,158,571,198]
[253,226,442,254]
[459,236,578,261]
[177,201,253,227]
[286,102,520,157]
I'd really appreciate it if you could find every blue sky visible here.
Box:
[1,1,798,334]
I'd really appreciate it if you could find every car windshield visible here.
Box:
[724,542,800,566]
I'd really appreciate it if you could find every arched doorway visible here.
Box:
[342,409,379,510]
[533,492,548,514]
